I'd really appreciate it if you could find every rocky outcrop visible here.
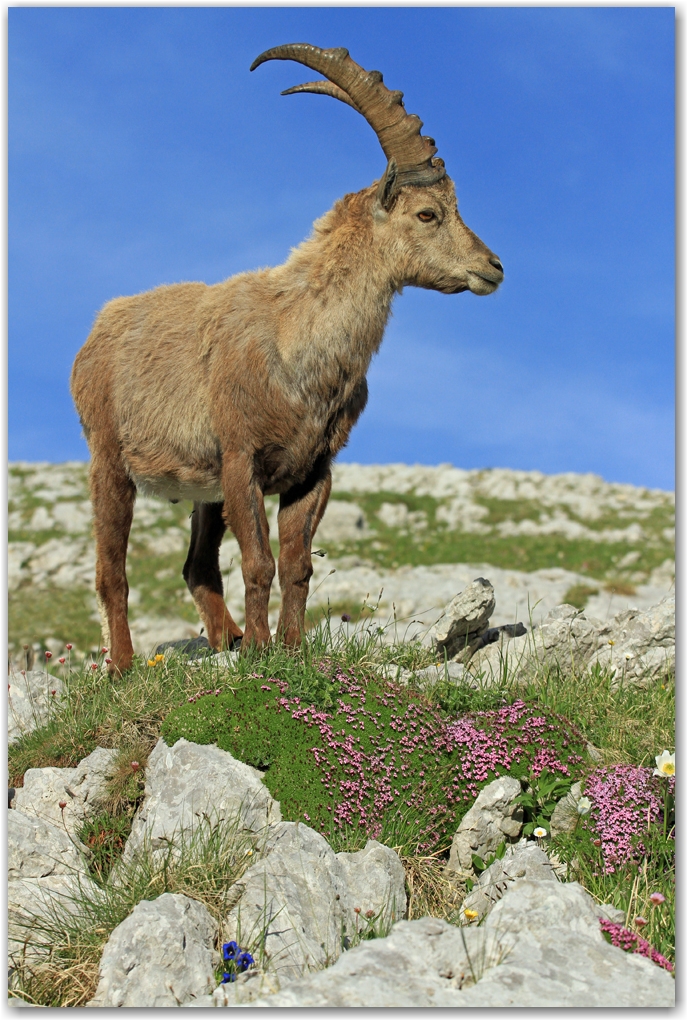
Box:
[458,840,556,922]
[446,776,524,874]
[430,577,496,661]
[223,822,406,983]
[469,594,675,686]
[549,781,584,837]
[191,881,673,1007]
[8,671,62,745]
[587,594,675,685]
[7,808,94,967]
[13,747,118,836]
[87,894,218,1007]
[122,739,281,862]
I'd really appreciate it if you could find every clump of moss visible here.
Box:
[162,662,587,854]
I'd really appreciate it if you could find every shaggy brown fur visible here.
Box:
[71,159,502,672]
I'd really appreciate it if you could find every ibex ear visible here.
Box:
[375,158,398,213]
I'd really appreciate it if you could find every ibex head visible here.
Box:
[251,43,504,297]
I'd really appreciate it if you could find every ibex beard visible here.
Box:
[71,43,504,674]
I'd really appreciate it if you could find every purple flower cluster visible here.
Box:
[584,766,675,874]
[187,687,222,704]
[260,672,584,850]
[443,700,582,798]
[599,919,673,973]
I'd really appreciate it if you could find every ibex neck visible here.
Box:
[274,194,397,396]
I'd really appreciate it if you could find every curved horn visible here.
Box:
[281,81,361,114]
[251,43,445,186]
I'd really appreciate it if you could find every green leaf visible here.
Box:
[471,853,486,872]
[495,840,507,860]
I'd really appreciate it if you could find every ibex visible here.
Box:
[71,44,504,673]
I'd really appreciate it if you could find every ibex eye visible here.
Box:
[417,211,435,222]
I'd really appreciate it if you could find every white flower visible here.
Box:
[654,750,675,778]
[533,826,547,838]
[577,796,592,816]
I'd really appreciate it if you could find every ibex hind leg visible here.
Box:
[183,502,243,651]
[90,442,136,674]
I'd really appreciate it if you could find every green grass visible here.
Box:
[561,583,600,610]
[8,587,101,654]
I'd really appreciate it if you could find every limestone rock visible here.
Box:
[549,781,583,837]
[13,747,117,836]
[588,593,675,684]
[470,594,674,688]
[412,661,466,687]
[123,739,281,861]
[13,766,79,834]
[224,822,406,982]
[8,671,61,745]
[8,808,88,881]
[459,839,557,922]
[431,578,496,661]
[446,776,524,874]
[8,811,94,968]
[87,893,218,1007]
[8,874,92,967]
[64,746,118,815]
[217,881,673,1007]
[335,838,408,929]
[529,604,603,670]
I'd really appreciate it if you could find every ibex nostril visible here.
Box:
[489,258,504,274]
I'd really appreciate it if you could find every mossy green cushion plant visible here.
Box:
[161,660,587,854]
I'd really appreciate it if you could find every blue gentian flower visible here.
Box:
[221,943,255,983]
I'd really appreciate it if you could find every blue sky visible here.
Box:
[9,6,675,489]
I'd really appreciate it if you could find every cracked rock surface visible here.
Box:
[122,738,281,862]
[190,881,673,1007]
[87,893,218,1007]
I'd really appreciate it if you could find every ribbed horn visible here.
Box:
[281,82,361,113]
[251,43,445,186]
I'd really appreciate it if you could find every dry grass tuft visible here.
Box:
[402,851,467,922]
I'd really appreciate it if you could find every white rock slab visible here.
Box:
[87,893,218,1007]
[123,739,281,861]
[8,671,61,745]
[210,880,673,1007]
[447,776,524,873]
[223,822,406,982]
[13,747,117,836]
[8,811,94,968]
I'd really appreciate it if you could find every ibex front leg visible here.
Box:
[277,461,332,645]
[221,454,275,649]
